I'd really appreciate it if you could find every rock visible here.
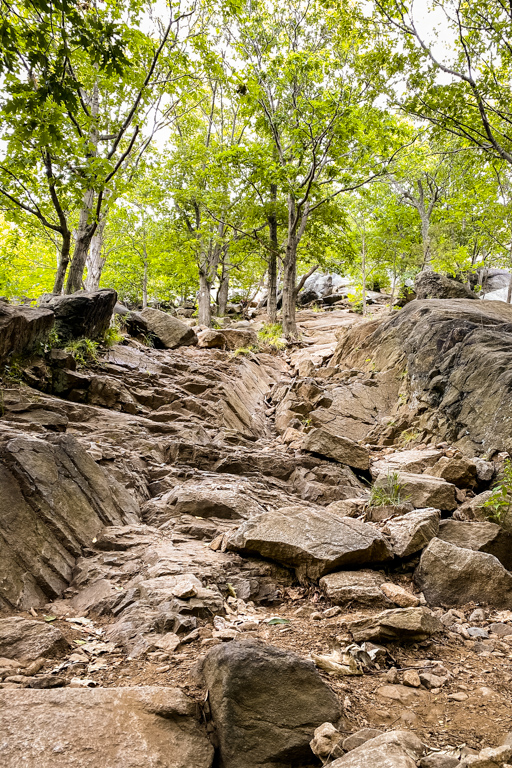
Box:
[380,583,420,608]
[371,449,443,478]
[197,329,225,348]
[197,639,342,768]
[419,672,448,690]
[429,457,478,488]
[460,744,512,767]
[329,730,425,768]
[218,328,258,350]
[0,686,214,768]
[374,471,457,512]
[488,622,512,637]
[302,427,370,470]
[420,754,460,768]
[310,722,344,762]
[0,303,54,365]
[227,506,393,580]
[437,520,512,570]
[0,433,138,609]
[39,289,117,341]
[127,307,198,348]
[385,508,440,558]
[347,607,443,643]
[0,617,68,661]
[376,685,427,706]
[415,537,512,608]
[414,271,478,300]
[320,570,390,607]
[324,498,368,518]
[366,503,415,522]
[403,669,421,688]
[342,729,384,752]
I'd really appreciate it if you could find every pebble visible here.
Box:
[469,608,486,623]
[403,670,421,688]
[447,692,468,702]
[467,626,489,639]
[384,667,399,684]
[156,665,171,673]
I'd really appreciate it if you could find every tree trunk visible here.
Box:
[420,212,432,270]
[85,217,107,291]
[198,272,212,326]
[361,229,367,316]
[282,238,298,337]
[217,248,230,316]
[267,183,278,324]
[142,256,148,309]
[52,229,72,295]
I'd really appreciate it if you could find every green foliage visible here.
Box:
[483,460,512,524]
[257,323,286,350]
[230,345,259,357]
[102,325,124,348]
[368,472,409,507]
[65,339,99,369]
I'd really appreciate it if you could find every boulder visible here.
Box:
[329,730,424,768]
[374,471,457,511]
[226,506,393,580]
[127,307,197,348]
[310,722,344,762]
[429,456,478,488]
[414,271,477,300]
[319,570,390,607]
[218,328,258,350]
[302,427,370,470]
[0,433,138,609]
[198,639,341,768]
[385,508,440,558]
[0,686,214,768]
[0,302,54,365]
[460,744,512,768]
[342,729,384,752]
[380,583,420,608]
[347,607,443,643]
[0,617,69,661]
[437,519,512,570]
[39,289,116,341]
[371,449,443,478]
[197,329,225,348]
[415,537,512,608]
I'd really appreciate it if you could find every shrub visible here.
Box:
[368,471,409,507]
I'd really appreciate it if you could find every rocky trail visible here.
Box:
[1,292,512,767]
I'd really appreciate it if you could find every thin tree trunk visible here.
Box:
[217,248,230,316]
[361,226,367,316]
[85,217,107,291]
[52,229,72,294]
[142,253,148,309]
[198,272,212,326]
[267,183,278,324]
[282,238,298,337]
[508,250,512,303]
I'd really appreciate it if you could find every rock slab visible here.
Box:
[347,607,443,643]
[0,686,214,768]
[302,427,370,470]
[198,639,341,768]
[329,729,425,768]
[0,617,69,661]
[40,288,117,341]
[0,302,54,364]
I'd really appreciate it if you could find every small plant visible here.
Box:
[3,359,24,383]
[399,428,421,445]
[347,292,364,314]
[231,345,258,357]
[102,325,124,348]
[44,328,62,353]
[483,459,512,524]
[258,323,287,350]
[65,338,99,368]
[368,471,409,507]
[141,333,156,348]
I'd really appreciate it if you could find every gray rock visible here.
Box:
[347,607,443,643]
[218,328,258,350]
[420,754,460,768]
[414,271,477,300]
[371,449,443,478]
[385,508,440,558]
[329,729,424,768]
[429,456,478,488]
[198,639,341,768]
[374,472,457,512]
[0,686,214,768]
[227,506,392,580]
[415,537,512,608]
[0,303,54,365]
[127,307,197,348]
[343,729,384,752]
[0,617,69,661]
[302,427,370,470]
[39,288,117,341]
[437,519,512,570]
[319,571,390,607]
[310,722,344,762]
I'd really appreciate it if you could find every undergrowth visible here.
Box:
[257,323,287,350]
[65,338,99,368]
[483,459,512,524]
[368,471,409,507]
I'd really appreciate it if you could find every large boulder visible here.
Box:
[226,506,393,580]
[437,519,512,570]
[414,271,477,300]
[127,307,197,348]
[385,508,440,558]
[347,607,443,643]
[218,328,258,350]
[0,686,214,768]
[0,433,138,609]
[319,570,390,608]
[0,617,69,661]
[330,299,512,455]
[39,288,117,341]
[198,639,341,768]
[329,730,424,768]
[0,302,54,365]
[302,427,370,470]
[415,537,512,608]
[371,448,443,478]
[374,471,457,511]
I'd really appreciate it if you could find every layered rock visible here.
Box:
[437,519,512,570]
[126,307,198,348]
[39,289,117,341]
[0,302,54,365]
[302,426,370,470]
[329,730,425,768]
[347,607,443,643]
[385,508,440,558]
[0,617,69,661]
[414,271,478,301]
[374,471,457,511]
[319,570,390,607]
